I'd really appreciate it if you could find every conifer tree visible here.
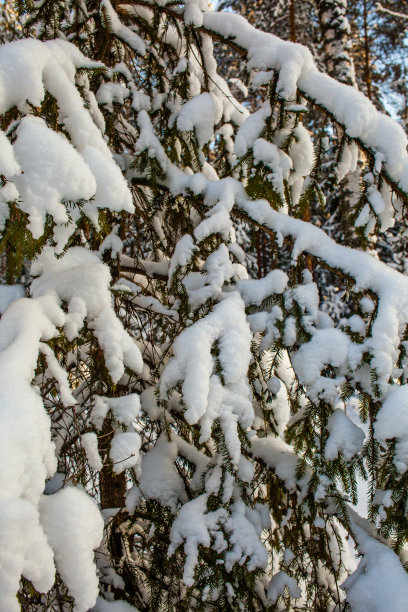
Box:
[1,1,408,611]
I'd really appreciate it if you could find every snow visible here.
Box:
[0,129,20,177]
[140,387,162,421]
[177,93,221,148]
[0,37,134,249]
[251,435,309,494]
[236,269,288,306]
[253,137,292,198]
[168,234,197,282]
[267,571,301,604]
[0,284,24,314]
[96,82,130,111]
[39,342,76,407]
[343,524,408,612]
[0,499,55,612]
[91,394,140,429]
[168,494,227,586]
[235,102,270,158]
[325,409,365,461]
[31,247,143,382]
[110,432,141,474]
[93,598,139,612]
[110,394,141,426]
[12,116,95,242]
[185,244,235,308]
[3,3,408,607]
[139,436,187,511]
[82,433,103,471]
[237,194,408,395]
[100,0,145,56]
[183,0,207,28]
[160,292,253,463]
[292,328,349,402]
[223,500,268,572]
[40,487,103,612]
[375,385,408,472]
[267,379,290,436]
[203,10,408,195]
[169,492,267,586]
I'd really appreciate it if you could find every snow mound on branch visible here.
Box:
[31,247,143,382]
[177,93,221,147]
[0,38,133,247]
[325,409,365,461]
[12,116,96,241]
[0,295,60,610]
[40,488,103,612]
[343,524,408,611]
[0,499,55,612]
[160,292,253,463]
[110,432,141,474]
[375,385,408,473]
[204,10,408,195]
[140,436,187,511]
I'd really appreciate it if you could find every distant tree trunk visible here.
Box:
[289,0,296,41]
[318,0,356,86]
[363,0,372,98]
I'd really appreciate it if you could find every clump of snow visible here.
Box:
[31,247,143,382]
[375,385,408,472]
[236,269,288,306]
[139,436,187,511]
[12,116,95,242]
[177,93,221,148]
[267,571,301,604]
[40,487,103,612]
[168,494,227,586]
[251,435,309,494]
[325,409,365,461]
[343,524,408,611]
[82,433,103,471]
[110,432,141,474]
[292,328,349,402]
[100,0,145,56]
[160,292,253,463]
[0,499,55,612]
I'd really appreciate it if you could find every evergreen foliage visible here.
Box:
[0,1,408,611]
